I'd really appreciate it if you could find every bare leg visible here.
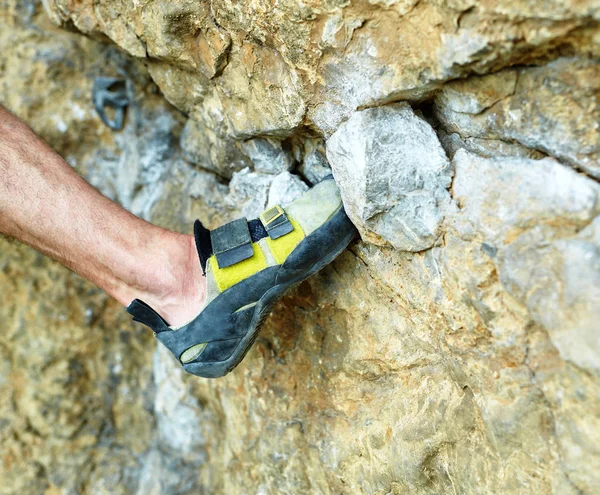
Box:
[0,106,205,326]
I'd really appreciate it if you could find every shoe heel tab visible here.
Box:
[126,299,169,333]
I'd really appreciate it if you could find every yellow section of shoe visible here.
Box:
[265,217,305,265]
[209,243,268,292]
[209,214,305,291]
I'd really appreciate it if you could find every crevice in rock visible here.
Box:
[456,6,476,32]
[207,1,232,79]
[343,18,369,56]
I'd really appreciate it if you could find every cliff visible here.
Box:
[0,0,599,493]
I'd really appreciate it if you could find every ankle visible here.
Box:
[118,232,206,327]
[152,234,206,326]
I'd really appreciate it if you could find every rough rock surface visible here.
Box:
[241,138,295,175]
[327,103,453,250]
[296,138,332,185]
[435,58,600,178]
[41,0,600,138]
[452,150,600,374]
[2,0,600,494]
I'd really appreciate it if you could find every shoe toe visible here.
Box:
[285,178,343,236]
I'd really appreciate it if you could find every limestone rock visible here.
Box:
[4,0,600,494]
[225,169,308,219]
[436,70,518,114]
[498,220,600,375]
[447,150,600,490]
[153,346,209,457]
[224,169,273,219]
[0,7,204,493]
[451,149,600,374]
[327,103,452,250]
[42,0,599,138]
[296,138,332,185]
[308,2,599,135]
[180,116,250,179]
[86,108,183,220]
[435,58,600,178]
[267,171,309,209]
[140,1,231,78]
[206,43,306,138]
[146,62,208,114]
[451,150,599,244]
[241,137,295,174]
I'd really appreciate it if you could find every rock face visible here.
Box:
[42,0,599,137]
[452,150,600,375]
[435,58,600,178]
[1,0,600,494]
[326,103,453,250]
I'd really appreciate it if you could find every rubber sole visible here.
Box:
[190,210,357,378]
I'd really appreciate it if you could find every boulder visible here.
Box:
[327,103,452,251]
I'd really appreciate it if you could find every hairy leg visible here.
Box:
[0,106,205,326]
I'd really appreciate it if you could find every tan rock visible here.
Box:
[180,116,251,179]
[3,0,600,494]
[41,0,599,139]
[210,43,307,137]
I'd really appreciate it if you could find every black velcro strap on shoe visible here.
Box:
[210,218,254,269]
[193,219,268,273]
[248,218,268,240]
[260,205,294,240]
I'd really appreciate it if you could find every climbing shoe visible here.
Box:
[126,177,357,378]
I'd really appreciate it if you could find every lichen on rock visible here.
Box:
[2,0,600,493]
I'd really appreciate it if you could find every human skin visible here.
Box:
[0,105,205,326]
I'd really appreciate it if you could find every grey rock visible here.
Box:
[438,29,492,78]
[498,219,600,375]
[451,150,600,374]
[435,58,600,178]
[450,149,599,244]
[241,137,294,174]
[133,348,208,494]
[136,447,203,495]
[180,117,250,179]
[226,169,308,219]
[267,172,309,208]
[297,138,332,185]
[85,106,180,220]
[187,167,229,209]
[225,168,273,219]
[153,346,208,456]
[326,102,452,250]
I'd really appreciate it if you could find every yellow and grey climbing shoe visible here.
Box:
[126,177,357,378]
